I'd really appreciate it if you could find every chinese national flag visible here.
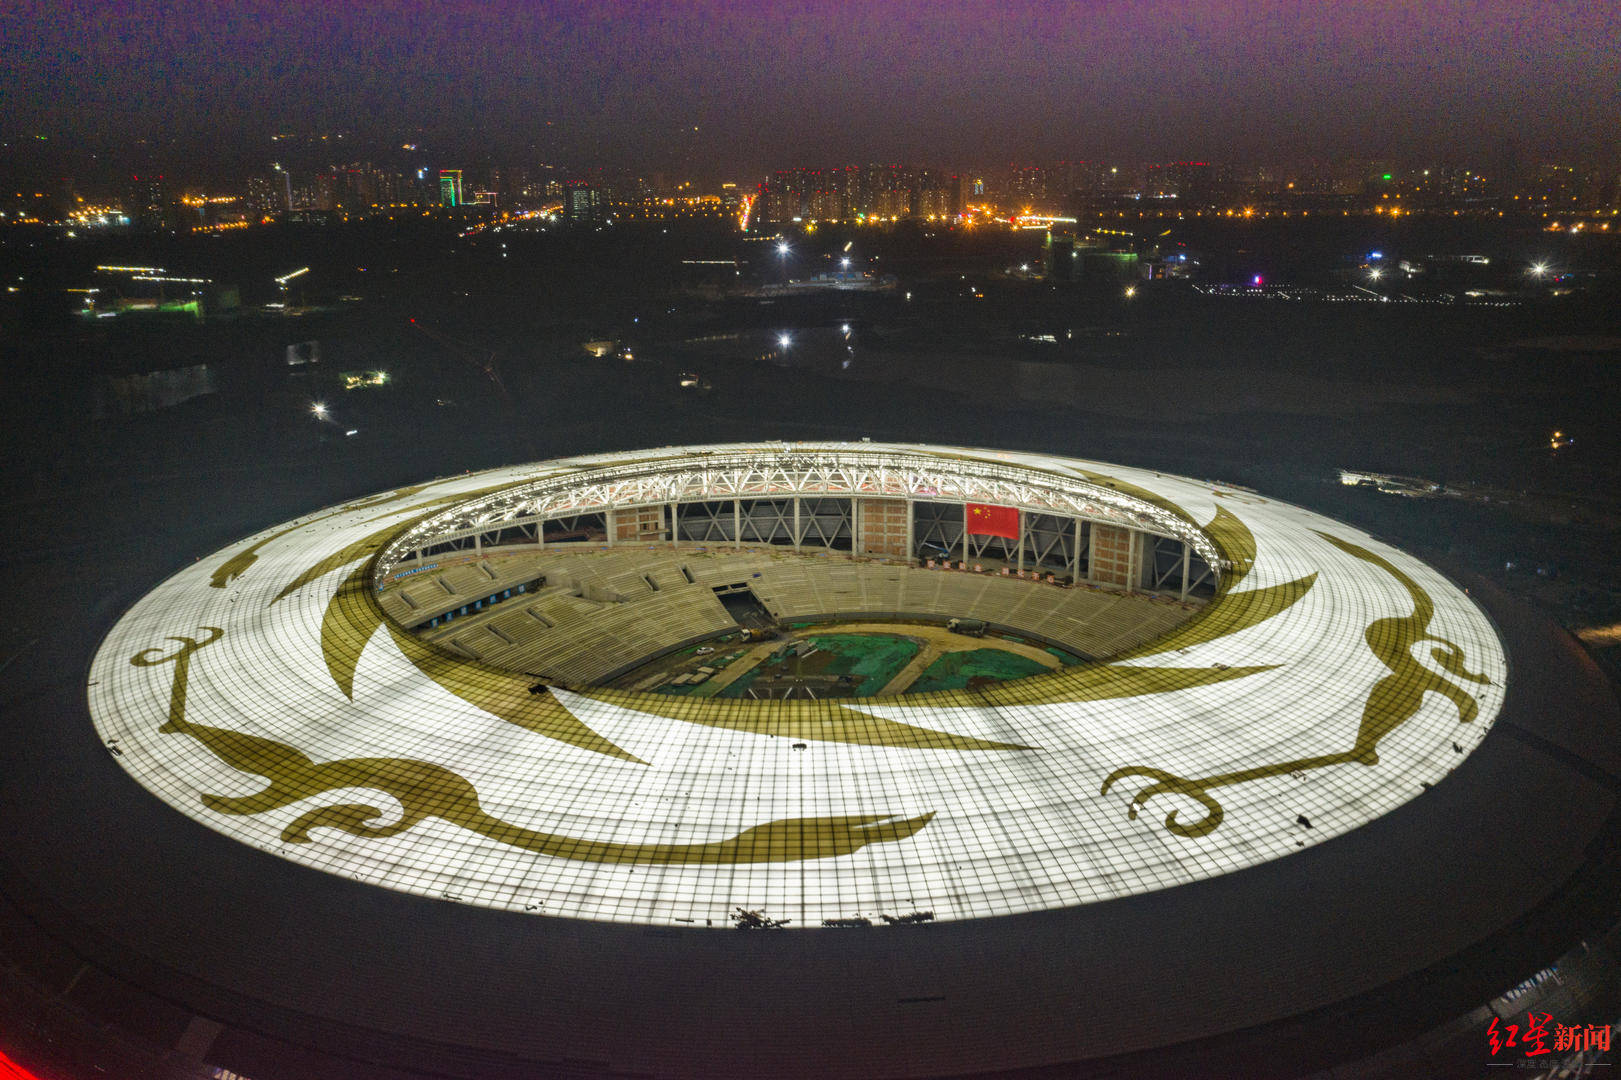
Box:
[966,503,1019,538]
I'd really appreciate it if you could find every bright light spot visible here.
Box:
[311,403,328,419]
[778,333,791,348]
[1019,263,1029,272]
[1530,262,1548,277]
[1369,268,1383,281]
[841,324,851,334]
[776,242,789,255]
[1123,286,1137,299]
[840,257,851,269]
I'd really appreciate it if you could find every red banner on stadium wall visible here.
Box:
[966,503,1019,538]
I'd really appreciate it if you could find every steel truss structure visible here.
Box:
[378,444,1225,585]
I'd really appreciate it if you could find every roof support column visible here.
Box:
[1017,510,1025,573]
[1181,542,1191,602]
[905,498,915,562]
[733,498,741,548]
[793,497,801,550]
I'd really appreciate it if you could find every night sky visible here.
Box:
[3,0,1618,175]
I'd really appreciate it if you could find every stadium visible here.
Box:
[7,442,1621,1078]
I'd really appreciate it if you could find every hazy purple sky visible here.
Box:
[3,0,1617,173]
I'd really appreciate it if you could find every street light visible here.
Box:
[1530,262,1549,278]
[778,333,791,349]
[311,402,329,420]
[776,241,790,285]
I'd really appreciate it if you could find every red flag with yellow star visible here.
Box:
[966,503,1019,538]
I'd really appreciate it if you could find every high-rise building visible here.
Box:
[245,175,288,217]
[566,183,602,221]
[313,171,339,211]
[870,188,908,219]
[1007,165,1047,209]
[439,169,463,207]
[125,175,172,231]
[916,186,953,219]
[808,189,842,220]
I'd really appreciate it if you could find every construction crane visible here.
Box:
[407,318,509,399]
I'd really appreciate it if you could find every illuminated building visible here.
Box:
[1007,164,1047,208]
[870,188,907,219]
[916,185,953,219]
[92,443,1509,927]
[244,174,289,216]
[566,182,602,221]
[439,168,463,207]
[3,441,1616,1077]
[808,188,842,220]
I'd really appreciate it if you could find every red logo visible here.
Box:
[1489,1013,1610,1057]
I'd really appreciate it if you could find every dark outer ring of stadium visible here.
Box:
[2,523,1619,1078]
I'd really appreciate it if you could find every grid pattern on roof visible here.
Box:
[88,444,1508,927]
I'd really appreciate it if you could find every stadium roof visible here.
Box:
[90,442,1508,927]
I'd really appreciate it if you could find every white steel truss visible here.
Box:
[378,446,1225,582]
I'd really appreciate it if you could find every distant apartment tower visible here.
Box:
[916,184,954,219]
[126,175,172,231]
[1007,165,1047,209]
[439,169,463,207]
[870,188,908,219]
[808,188,842,220]
[856,165,903,216]
[911,169,957,219]
[566,183,602,221]
[245,175,289,217]
[761,168,824,221]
